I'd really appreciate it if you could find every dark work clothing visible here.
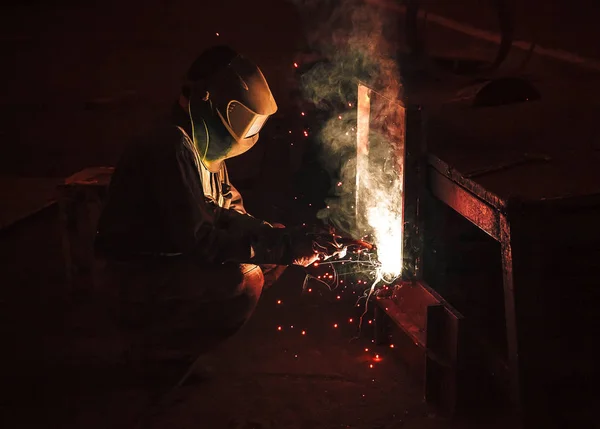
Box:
[101,260,266,362]
[94,107,288,364]
[96,124,252,263]
[95,105,292,265]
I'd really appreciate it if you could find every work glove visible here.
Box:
[249,225,347,267]
[287,226,348,267]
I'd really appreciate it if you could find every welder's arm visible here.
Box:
[150,141,260,264]
[153,138,341,266]
[227,182,247,214]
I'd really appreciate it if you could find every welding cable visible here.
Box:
[404,0,519,78]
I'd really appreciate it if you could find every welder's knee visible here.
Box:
[99,259,266,357]
[150,263,265,355]
[260,264,288,289]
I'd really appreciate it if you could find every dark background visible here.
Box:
[2,1,600,428]
[2,0,600,180]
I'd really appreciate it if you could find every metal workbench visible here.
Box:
[422,95,600,422]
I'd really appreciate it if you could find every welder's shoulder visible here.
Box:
[125,124,188,160]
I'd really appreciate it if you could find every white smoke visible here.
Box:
[292,0,405,278]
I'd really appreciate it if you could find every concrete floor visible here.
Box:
[0,202,517,429]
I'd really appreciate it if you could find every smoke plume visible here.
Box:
[291,0,405,275]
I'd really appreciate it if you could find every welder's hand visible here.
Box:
[289,229,347,267]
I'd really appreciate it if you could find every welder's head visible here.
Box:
[182,46,277,164]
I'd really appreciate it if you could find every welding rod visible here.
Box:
[336,237,375,250]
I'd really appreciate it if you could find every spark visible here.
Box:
[301,330,306,335]
[277,300,282,304]
[301,112,305,116]
[303,130,309,137]
[333,323,338,328]
[293,62,298,68]
[277,326,282,331]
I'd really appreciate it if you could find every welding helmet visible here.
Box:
[185,47,277,157]
[208,55,278,144]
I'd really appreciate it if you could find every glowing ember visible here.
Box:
[293,62,299,68]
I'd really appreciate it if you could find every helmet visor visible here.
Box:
[224,100,270,140]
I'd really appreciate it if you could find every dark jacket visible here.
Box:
[95,107,291,265]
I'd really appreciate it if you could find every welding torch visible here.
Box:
[334,237,375,251]
[309,232,375,260]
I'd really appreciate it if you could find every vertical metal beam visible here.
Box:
[499,213,521,410]
[356,83,371,222]
[402,106,425,280]
[500,207,547,423]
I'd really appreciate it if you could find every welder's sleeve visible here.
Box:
[149,137,256,264]
[227,183,247,214]
[152,132,298,265]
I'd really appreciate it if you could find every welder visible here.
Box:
[94,45,346,369]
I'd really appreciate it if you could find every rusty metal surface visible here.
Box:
[376,280,466,415]
[376,280,462,347]
[62,166,114,187]
[428,166,502,240]
[425,99,600,205]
